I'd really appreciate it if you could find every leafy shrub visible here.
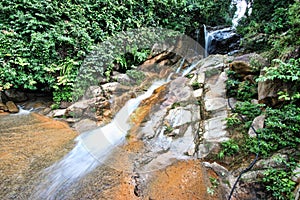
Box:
[257,58,300,102]
[260,104,300,153]
[225,113,242,128]
[218,139,239,159]
[0,0,233,103]
[262,156,298,200]
[236,80,257,101]
[234,101,264,122]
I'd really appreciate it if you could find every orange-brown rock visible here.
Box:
[6,101,19,113]
[0,113,77,198]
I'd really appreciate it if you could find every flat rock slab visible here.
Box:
[0,113,77,199]
[205,98,227,112]
[204,116,228,141]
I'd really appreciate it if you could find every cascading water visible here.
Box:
[231,0,249,28]
[31,80,166,199]
[204,0,251,56]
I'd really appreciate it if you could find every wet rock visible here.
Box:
[248,115,265,137]
[4,89,28,102]
[0,113,77,199]
[6,101,19,113]
[73,118,97,133]
[208,28,241,55]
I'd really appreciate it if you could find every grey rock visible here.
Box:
[248,115,265,137]
[203,115,228,142]
[254,153,288,170]
[73,119,97,133]
[205,98,227,112]
[203,161,229,177]
[47,109,66,118]
[292,166,300,183]
[193,88,203,98]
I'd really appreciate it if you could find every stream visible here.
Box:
[0,1,250,199]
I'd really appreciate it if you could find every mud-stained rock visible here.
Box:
[144,160,221,200]
[229,53,267,80]
[6,101,19,113]
[0,113,77,199]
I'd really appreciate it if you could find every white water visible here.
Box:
[182,59,202,77]
[231,0,248,28]
[176,58,185,74]
[32,80,166,199]
[12,106,32,115]
[204,0,250,56]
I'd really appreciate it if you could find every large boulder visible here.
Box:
[229,53,268,79]
[248,115,265,137]
[258,79,287,106]
[4,89,28,102]
[6,101,19,113]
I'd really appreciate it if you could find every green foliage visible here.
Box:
[226,69,258,101]
[234,101,264,122]
[226,113,242,128]
[126,69,146,85]
[262,156,298,200]
[236,80,257,101]
[260,104,300,153]
[237,0,299,56]
[207,177,219,196]
[0,0,233,103]
[218,139,239,159]
[191,81,201,90]
[164,125,174,134]
[257,58,300,102]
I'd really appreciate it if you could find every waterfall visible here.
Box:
[231,0,248,28]
[176,58,185,74]
[203,0,251,56]
[181,59,202,77]
[204,24,208,58]
[31,80,166,200]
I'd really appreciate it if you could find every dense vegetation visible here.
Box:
[1,0,300,198]
[217,1,300,199]
[238,0,300,60]
[0,0,233,103]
